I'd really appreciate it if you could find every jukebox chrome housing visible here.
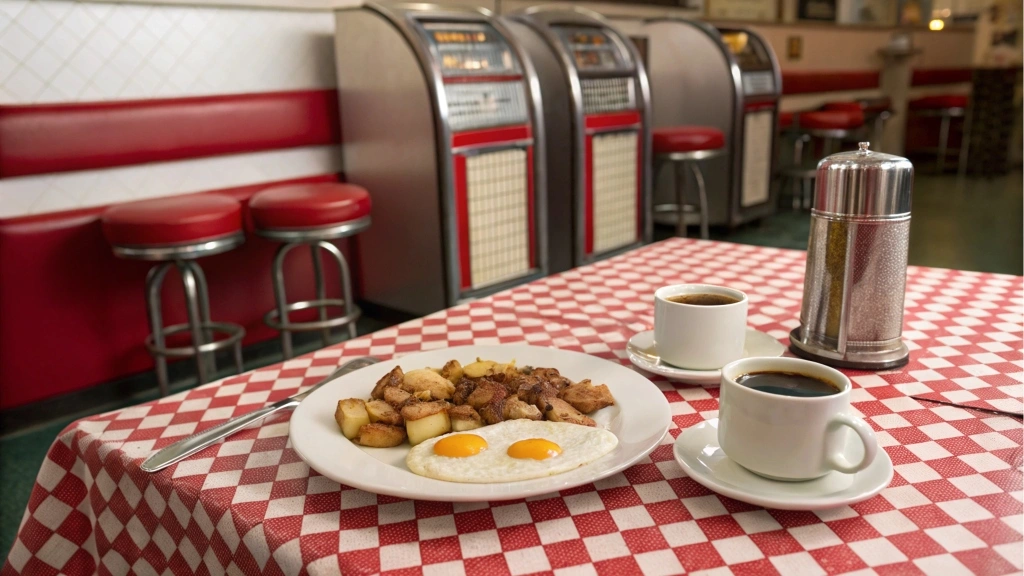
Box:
[334,3,547,316]
[505,7,652,273]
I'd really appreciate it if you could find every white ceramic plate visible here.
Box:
[290,345,671,502]
[673,419,893,511]
[627,329,786,386]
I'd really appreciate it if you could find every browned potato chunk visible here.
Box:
[452,378,477,405]
[440,360,464,384]
[335,399,370,439]
[413,390,433,401]
[533,367,572,390]
[449,405,483,431]
[463,359,498,378]
[478,398,505,425]
[384,386,413,409]
[559,380,616,414]
[541,397,596,427]
[357,423,407,447]
[402,369,456,400]
[371,366,404,400]
[503,397,543,421]
[401,401,452,445]
[518,381,559,407]
[365,399,403,426]
[466,380,507,410]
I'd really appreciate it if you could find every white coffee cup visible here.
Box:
[718,357,879,481]
[653,284,747,370]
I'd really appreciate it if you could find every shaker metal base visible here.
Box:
[789,327,910,371]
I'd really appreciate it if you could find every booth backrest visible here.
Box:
[0,90,348,410]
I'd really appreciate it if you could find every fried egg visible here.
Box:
[406,419,618,483]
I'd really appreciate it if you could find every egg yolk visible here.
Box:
[507,438,562,460]
[433,434,488,458]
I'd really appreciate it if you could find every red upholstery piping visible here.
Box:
[911,68,973,86]
[781,71,880,95]
[0,89,341,178]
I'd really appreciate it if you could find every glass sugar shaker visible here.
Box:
[790,142,914,370]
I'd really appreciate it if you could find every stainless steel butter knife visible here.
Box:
[141,356,379,472]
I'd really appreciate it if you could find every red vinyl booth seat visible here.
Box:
[909,95,969,111]
[0,175,356,410]
[250,183,372,230]
[652,127,726,155]
[102,195,243,247]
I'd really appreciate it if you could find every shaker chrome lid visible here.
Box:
[814,142,913,217]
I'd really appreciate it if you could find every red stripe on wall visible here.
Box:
[584,134,594,256]
[451,125,531,148]
[0,89,341,178]
[912,68,973,86]
[781,71,880,95]
[454,154,472,291]
[527,146,536,270]
[584,111,642,131]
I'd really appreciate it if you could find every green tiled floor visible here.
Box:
[1,171,1021,559]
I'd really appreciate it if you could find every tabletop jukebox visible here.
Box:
[505,7,651,273]
[335,3,547,316]
[638,19,782,228]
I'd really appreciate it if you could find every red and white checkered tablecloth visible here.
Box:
[4,239,1022,576]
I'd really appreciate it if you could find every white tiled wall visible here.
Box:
[0,0,341,218]
[0,0,337,103]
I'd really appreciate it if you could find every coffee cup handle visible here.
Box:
[826,413,879,474]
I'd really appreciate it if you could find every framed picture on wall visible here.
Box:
[706,0,777,21]
[798,0,837,21]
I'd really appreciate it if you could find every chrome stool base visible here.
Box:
[259,217,369,360]
[143,257,246,396]
[654,149,724,240]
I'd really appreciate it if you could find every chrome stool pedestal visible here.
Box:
[114,234,246,396]
[654,148,725,240]
[258,217,370,360]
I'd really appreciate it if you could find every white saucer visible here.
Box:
[673,419,893,511]
[627,329,785,386]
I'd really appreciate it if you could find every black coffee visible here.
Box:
[667,294,739,306]
[736,371,840,398]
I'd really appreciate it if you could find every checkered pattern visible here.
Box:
[4,238,1021,576]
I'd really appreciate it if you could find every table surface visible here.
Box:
[4,238,1022,576]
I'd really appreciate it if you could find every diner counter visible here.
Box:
[3,238,1022,575]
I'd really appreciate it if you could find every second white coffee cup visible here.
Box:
[653,284,747,370]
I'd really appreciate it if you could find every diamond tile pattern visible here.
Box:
[0,0,336,104]
[3,239,1021,575]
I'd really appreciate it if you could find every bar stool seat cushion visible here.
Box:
[250,183,371,230]
[822,101,861,113]
[652,126,725,155]
[779,112,795,129]
[797,109,864,130]
[909,95,968,111]
[102,194,242,247]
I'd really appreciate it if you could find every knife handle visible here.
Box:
[141,398,298,473]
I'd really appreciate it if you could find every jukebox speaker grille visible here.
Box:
[466,148,531,289]
[741,71,775,96]
[741,110,773,207]
[580,77,635,114]
[446,82,529,132]
[592,132,638,253]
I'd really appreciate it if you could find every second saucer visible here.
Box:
[626,329,785,386]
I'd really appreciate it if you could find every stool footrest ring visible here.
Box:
[264,299,361,332]
[145,322,246,358]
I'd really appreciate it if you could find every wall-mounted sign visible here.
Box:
[706,0,777,21]
[798,0,837,20]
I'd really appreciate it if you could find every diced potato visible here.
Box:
[335,399,370,439]
[449,405,483,431]
[404,410,451,446]
[559,380,616,414]
[371,366,404,400]
[401,400,448,422]
[365,399,402,426]
[384,386,413,409]
[463,359,497,378]
[439,360,464,384]
[413,390,432,401]
[357,423,407,447]
[402,369,456,400]
[503,397,543,421]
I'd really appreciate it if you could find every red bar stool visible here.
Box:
[102,195,246,396]
[652,126,727,239]
[909,94,969,172]
[779,109,865,209]
[249,183,371,359]
[824,98,893,147]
